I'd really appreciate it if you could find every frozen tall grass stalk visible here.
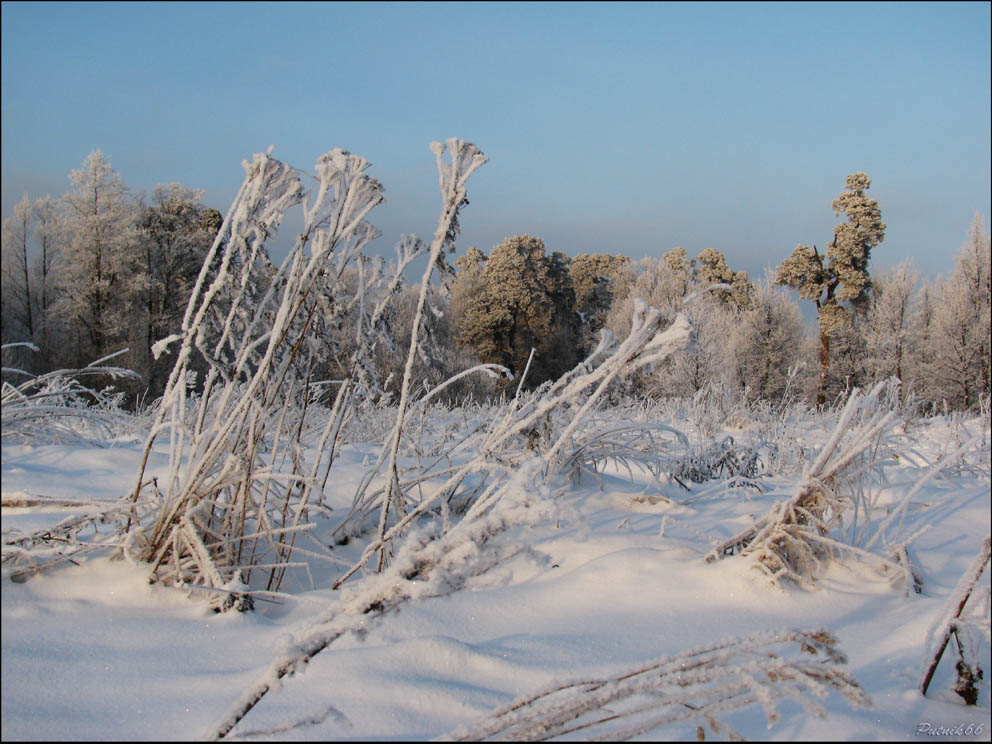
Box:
[441,628,869,741]
[204,301,697,739]
[125,147,387,608]
[373,138,488,571]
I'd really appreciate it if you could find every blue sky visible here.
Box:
[2,1,989,284]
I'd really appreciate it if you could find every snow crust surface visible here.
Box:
[2,412,990,741]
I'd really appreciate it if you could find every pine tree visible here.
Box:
[568,253,628,352]
[696,247,753,310]
[663,245,691,300]
[822,311,869,402]
[541,250,581,372]
[448,246,488,343]
[456,235,578,386]
[775,173,885,406]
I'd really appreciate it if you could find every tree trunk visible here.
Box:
[818,323,829,408]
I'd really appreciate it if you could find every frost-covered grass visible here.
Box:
[2,395,990,741]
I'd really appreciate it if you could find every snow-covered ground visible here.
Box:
[2,405,990,741]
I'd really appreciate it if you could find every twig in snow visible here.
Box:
[920,535,991,703]
[438,628,870,741]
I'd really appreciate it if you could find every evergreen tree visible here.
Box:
[775,173,885,406]
[662,246,691,300]
[821,312,869,402]
[542,250,581,369]
[448,246,488,344]
[568,252,628,351]
[456,234,578,387]
[696,247,753,310]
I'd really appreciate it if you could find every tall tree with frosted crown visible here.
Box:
[135,183,222,399]
[1,195,34,347]
[57,150,141,365]
[774,173,885,406]
[927,213,991,409]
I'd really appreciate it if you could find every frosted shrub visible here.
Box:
[706,381,990,592]
[1,344,138,445]
[706,382,902,587]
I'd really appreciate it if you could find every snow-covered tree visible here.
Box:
[542,249,581,371]
[603,247,754,399]
[821,311,869,403]
[775,173,885,406]
[56,150,141,366]
[696,247,754,310]
[650,295,737,398]
[927,214,991,409]
[733,277,806,401]
[448,246,488,339]
[1,195,34,347]
[29,195,64,364]
[604,251,692,342]
[134,183,222,399]
[456,235,578,386]
[663,245,692,298]
[568,252,628,350]
[863,260,919,390]
[907,279,939,404]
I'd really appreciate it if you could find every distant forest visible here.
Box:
[2,150,989,412]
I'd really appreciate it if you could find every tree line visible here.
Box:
[2,153,989,412]
[1,150,222,403]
